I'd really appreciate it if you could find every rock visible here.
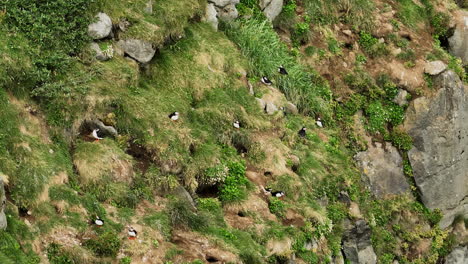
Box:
[82,119,118,138]
[342,219,377,264]
[265,102,279,115]
[0,177,6,230]
[354,142,410,198]
[393,89,409,106]
[204,3,218,30]
[266,237,293,256]
[284,102,298,115]
[445,247,468,264]
[90,43,113,61]
[343,29,353,36]
[424,60,447,75]
[260,0,284,21]
[333,251,345,264]
[144,0,153,14]
[88,13,112,40]
[118,18,131,32]
[117,39,156,63]
[216,3,238,21]
[404,70,468,228]
[448,11,468,65]
[172,186,196,210]
[256,98,266,110]
[209,0,239,7]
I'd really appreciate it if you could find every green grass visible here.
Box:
[94,0,205,47]
[224,18,332,121]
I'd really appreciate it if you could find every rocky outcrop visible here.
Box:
[90,43,113,61]
[448,11,468,65]
[0,177,7,230]
[393,89,409,106]
[88,13,112,40]
[172,186,196,211]
[445,247,468,264]
[342,219,377,264]
[117,39,156,63]
[404,70,468,228]
[260,0,284,21]
[208,0,239,22]
[424,60,447,75]
[204,3,219,30]
[81,119,118,138]
[355,142,410,198]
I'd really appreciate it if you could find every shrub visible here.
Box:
[268,198,287,217]
[84,231,121,257]
[47,243,74,264]
[219,161,249,203]
[390,129,413,151]
[365,101,387,133]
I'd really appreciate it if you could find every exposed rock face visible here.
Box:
[355,142,410,198]
[204,3,219,30]
[424,60,447,75]
[449,11,468,65]
[393,89,409,106]
[117,39,156,63]
[172,186,196,210]
[284,102,298,115]
[342,219,377,264]
[260,0,284,21]
[445,247,468,264]
[404,70,468,228]
[90,43,113,61]
[82,119,118,138]
[88,13,112,40]
[208,0,239,22]
[0,177,7,230]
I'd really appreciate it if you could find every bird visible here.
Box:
[94,217,104,227]
[233,121,240,129]
[91,129,103,141]
[128,227,138,240]
[261,76,272,86]
[316,117,323,128]
[271,191,285,198]
[298,127,307,138]
[278,65,288,75]
[168,112,179,121]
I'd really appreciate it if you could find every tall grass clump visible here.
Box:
[223,19,332,121]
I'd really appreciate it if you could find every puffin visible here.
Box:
[233,121,240,129]
[298,127,307,138]
[263,187,285,198]
[91,129,103,141]
[278,65,288,75]
[168,112,179,121]
[261,76,272,86]
[128,227,138,240]
[271,191,285,198]
[94,216,104,227]
[316,117,323,128]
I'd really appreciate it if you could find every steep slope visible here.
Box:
[0,0,467,264]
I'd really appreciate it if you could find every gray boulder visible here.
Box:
[404,70,468,228]
[354,142,410,198]
[284,102,298,115]
[393,89,409,106]
[256,98,267,110]
[204,3,219,30]
[172,186,196,211]
[82,119,118,138]
[216,4,238,21]
[265,102,278,115]
[88,13,112,40]
[342,219,377,264]
[90,43,112,61]
[117,39,156,63]
[260,0,284,21]
[445,247,468,264]
[144,0,153,14]
[448,11,468,65]
[209,0,239,7]
[0,177,7,230]
[424,60,447,75]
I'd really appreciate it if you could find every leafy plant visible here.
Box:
[219,161,249,203]
[268,198,287,217]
